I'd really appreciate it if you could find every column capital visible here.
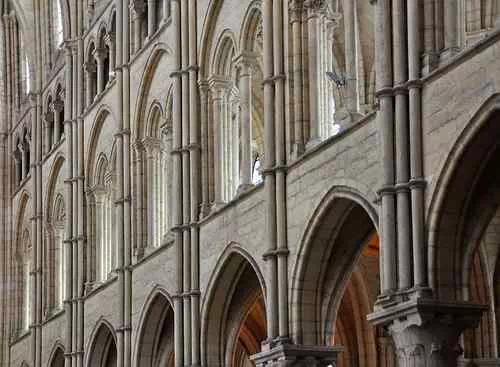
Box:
[51,99,64,113]
[208,76,232,97]
[93,47,108,63]
[304,0,327,16]
[104,33,115,49]
[84,61,97,74]
[129,0,146,19]
[43,111,54,124]
[368,299,487,367]
[142,136,162,155]
[233,51,259,74]
[289,0,304,23]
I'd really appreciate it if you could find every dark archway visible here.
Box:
[135,290,175,367]
[48,345,65,367]
[292,188,385,367]
[86,321,117,367]
[202,247,267,367]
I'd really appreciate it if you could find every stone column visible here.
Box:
[198,81,211,217]
[392,0,412,291]
[343,0,357,114]
[376,0,397,295]
[84,61,96,107]
[209,78,230,207]
[234,52,257,193]
[147,0,155,38]
[130,1,145,53]
[18,141,26,180]
[143,137,160,248]
[289,1,304,158]
[104,34,116,79]
[443,0,459,57]
[304,0,326,147]
[369,300,487,367]
[13,148,21,184]
[52,99,64,144]
[93,48,107,95]
[43,112,53,154]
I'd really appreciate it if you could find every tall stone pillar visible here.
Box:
[93,48,107,95]
[84,61,96,107]
[369,300,487,367]
[234,52,257,193]
[43,112,53,154]
[130,1,145,53]
[147,0,155,38]
[104,34,115,79]
[304,0,326,147]
[52,99,64,144]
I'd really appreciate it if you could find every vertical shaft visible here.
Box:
[376,0,397,295]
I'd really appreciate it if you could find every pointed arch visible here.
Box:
[291,184,379,346]
[86,106,115,186]
[132,43,172,139]
[47,341,65,367]
[199,0,225,78]
[239,0,263,52]
[211,29,238,76]
[201,243,267,367]
[134,287,175,367]
[85,319,118,367]
[427,93,500,300]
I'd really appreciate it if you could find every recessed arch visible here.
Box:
[427,93,500,300]
[211,29,238,76]
[86,106,116,187]
[133,286,175,367]
[239,0,262,52]
[201,243,267,367]
[47,341,65,367]
[85,319,117,367]
[291,184,379,351]
[133,43,172,139]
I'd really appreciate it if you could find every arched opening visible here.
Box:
[87,322,117,367]
[429,99,500,361]
[49,346,65,367]
[293,191,389,367]
[203,250,267,367]
[135,291,175,367]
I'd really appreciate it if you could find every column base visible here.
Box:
[368,298,487,367]
[251,339,343,367]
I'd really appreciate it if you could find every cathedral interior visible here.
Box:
[0,0,500,366]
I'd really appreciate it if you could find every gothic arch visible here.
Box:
[44,154,65,219]
[133,43,172,139]
[47,342,65,367]
[239,0,262,52]
[211,30,238,77]
[201,243,267,367]
[145,101,164,139]
[133,287,175,367]
[85,319,118,367]
[291,184,379,347]
[199,0,226,78]
[427,93,500,300]
[86,106,115,186]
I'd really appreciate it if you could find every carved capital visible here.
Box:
[304,0,327,16]
[289,0,304,23]
[368,299,487,367]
